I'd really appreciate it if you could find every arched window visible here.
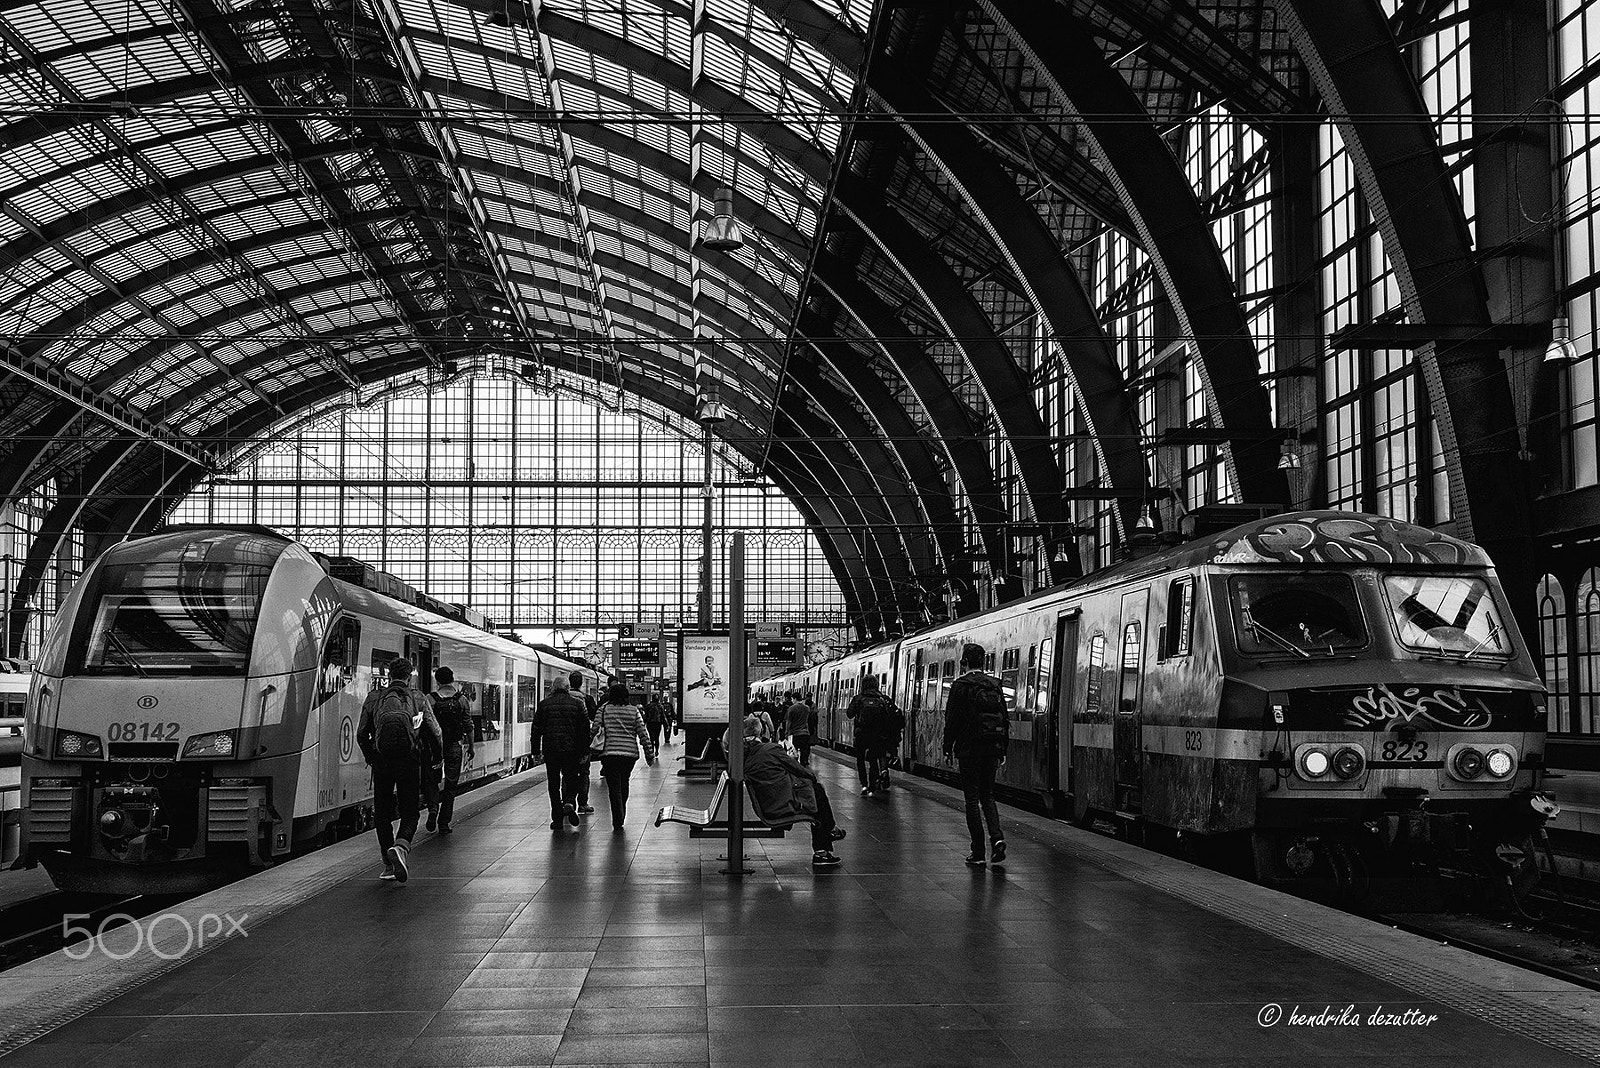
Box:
[1537,575,1571,734]
[1576,569,1600,735]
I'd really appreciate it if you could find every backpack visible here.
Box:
[969,675,1009,750]
[433,691,471,743]
[375,686,419,763]
[859,693,903,737]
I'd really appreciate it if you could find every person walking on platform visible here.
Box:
[642,693,666,753]
[740,735,845,867]
[570,672,598,814]
[357,657,441,882]
[431,666,473,834]
[943,643,1008,867]
[596,681,656,832]
[663,692,678,742]
[846,676,904,797]
[533,676,591,831]
[785,690,814,766]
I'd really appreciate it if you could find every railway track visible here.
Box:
[0,890,184,972]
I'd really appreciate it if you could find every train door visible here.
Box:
[501,658,515,767]
[1114,590,1150,814]
[915,642,928,767]
[404,635,436,685]
[1049,610,1080,812]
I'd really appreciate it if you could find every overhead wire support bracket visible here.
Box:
[0,344,222,474]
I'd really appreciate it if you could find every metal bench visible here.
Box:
[654,772,814,839]
[655,771,731,831]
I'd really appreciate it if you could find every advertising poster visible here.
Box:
[679,633,731,725]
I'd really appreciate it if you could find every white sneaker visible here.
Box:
[379,866,397,881]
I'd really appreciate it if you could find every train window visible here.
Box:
[1000,648,1020,711]
[516,675,537,722]
[1036,639,1054,714]
[319,617,361,697]
[1118,622,1143,713]
[1383,575,1509,659]
[1086,634,1106,713]
[1165,579,1194,659]
[1230,574,1367,657]
[75,555,275,674]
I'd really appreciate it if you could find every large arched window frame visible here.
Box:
[1575,568,1600,735]
[1537,574,1572,734]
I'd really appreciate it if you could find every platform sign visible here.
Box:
[615,639,661,669]
[752,621,796,639]
[753,639,798,666]
[678,633,731,725]
[620,623,661,640]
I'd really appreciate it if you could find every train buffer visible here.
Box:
[653,771,812,838]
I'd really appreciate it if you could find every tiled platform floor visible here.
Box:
[1,751,1592,1067]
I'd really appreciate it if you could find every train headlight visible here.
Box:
[1331,747,1365,780]
[99,809,126,836]
[54,730,103,758]
[1485,748,1516,778]
[1453,747,1485,779]
[183,730,237,759]
[1297,747,1331,779]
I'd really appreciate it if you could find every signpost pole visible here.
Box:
[722,532,748,876]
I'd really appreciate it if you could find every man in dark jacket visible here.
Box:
[741,736,844,867]
[430,666,473,834]
[569,672,598,814]
[784,690,814,766]
[533,677,591,830]
[357,657,441,882]
[943,642,1007,867]
[846,675,902,796]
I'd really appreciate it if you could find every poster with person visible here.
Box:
[678,633,731,725]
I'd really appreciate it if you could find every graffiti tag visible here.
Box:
[1342,684,1492,731]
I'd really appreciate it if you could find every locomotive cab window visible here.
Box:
[1163,578,1194,659]
[1229,574,1367,657]
[1384,575,1509,660]
[72,541,277,675]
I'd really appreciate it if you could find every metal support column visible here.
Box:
[721,530,749,876]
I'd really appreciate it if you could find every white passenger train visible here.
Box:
[18,527,597,893]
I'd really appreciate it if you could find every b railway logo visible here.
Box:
[339,715,354,762]
[136,695,158,709]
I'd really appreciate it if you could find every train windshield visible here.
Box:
[75,535,280,675]
[1229,573,1367,658]
[1384,575,1509,660]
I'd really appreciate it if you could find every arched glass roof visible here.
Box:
[0,0,871,454]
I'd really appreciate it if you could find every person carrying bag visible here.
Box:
[594,682,655,832]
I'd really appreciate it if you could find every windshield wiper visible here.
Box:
[1462,616,1507,661]
[1242,607,1309,659]
[105,631,150,678]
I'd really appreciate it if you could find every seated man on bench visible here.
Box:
[740,733,846,868]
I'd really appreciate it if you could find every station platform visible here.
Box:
[1,749,1597,1067]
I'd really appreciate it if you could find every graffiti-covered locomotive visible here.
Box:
[760,511,1557,896]
[17,528,597,894]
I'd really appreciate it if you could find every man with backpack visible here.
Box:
[357,657,442,882]
[846,676,904,797]
[943,643,1008,868]
[431,666,473,835]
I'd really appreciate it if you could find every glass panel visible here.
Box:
[1229,574,1368,657]
[1384,574,1508,660]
